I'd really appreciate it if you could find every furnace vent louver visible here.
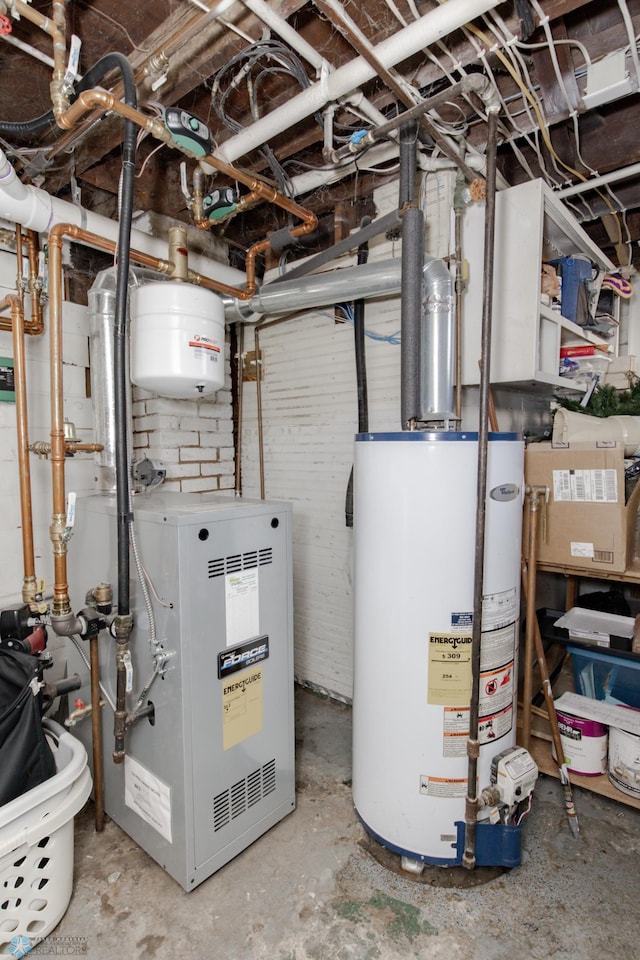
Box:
[208,548,273,579]
[213,760,277,831]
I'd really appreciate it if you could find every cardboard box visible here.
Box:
[524,441,640,573]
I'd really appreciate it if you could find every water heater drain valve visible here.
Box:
[490,746,538,807]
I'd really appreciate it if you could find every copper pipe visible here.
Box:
[233,321,244,497]
[49,0,69,119]
[15,224,24,301]
[25,231,44,334]
[13,0,61,39]
[54,87,318,272]
[90,633,105,832]
[0,294,38,608]
[47,226,70,616]
[0,228,44,337]
[43,213,258,614]
[521,488,540,753]
[255,325,265,500]
[45,3,215,160]
[13,0,68,118]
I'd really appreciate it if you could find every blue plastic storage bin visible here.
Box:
[568,645,640,708]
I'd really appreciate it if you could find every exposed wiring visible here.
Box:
[463,19,625,242]
[514,36,591,68]
[136,140,166,178]
[514,794,532,825]
[140,562,174,608]
[71,0,151,55]
[335,302,401,344]
[210,39,324,195]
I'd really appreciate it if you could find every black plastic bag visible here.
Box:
[0,648,56,806]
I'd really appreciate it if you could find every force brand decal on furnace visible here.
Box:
[218,635,270,678]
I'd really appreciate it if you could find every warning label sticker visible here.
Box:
[480,622,517,673]
[479,703,513,745]
[124,755,173,843]
[420,775,467,798]
[443,706,469,758]
[482,588,518,631]
[428,633,472,706]
[479,660,514,717]
[222,666,263,751]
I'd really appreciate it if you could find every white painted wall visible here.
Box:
[240,174,457,699]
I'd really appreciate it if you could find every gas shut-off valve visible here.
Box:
[478,746,538,826]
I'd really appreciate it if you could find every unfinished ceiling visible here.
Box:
[0,0,639,272]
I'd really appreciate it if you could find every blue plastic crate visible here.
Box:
[569,645,640,709]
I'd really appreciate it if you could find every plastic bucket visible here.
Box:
[608,726,640,798]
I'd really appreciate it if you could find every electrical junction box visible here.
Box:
[66,492,294,891]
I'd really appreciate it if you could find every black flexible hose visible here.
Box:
[354,228,371,435]
[345,223,371,528]
[0,52,136,136]
[104,54,137,617]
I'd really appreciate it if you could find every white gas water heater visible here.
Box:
[351,245,536,870]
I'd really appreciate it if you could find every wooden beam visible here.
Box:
[539,0,599,21]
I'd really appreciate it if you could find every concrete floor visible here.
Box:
[38,689,640,958]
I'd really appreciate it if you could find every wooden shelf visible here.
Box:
[538,560,640,584]
[529,736,640,810]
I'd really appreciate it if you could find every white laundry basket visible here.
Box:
[0,720,92,953]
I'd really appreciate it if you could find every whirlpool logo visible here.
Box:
[218,636,269,678]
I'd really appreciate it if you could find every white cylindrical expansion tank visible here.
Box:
[130,281,225,398]
[352,431,523,865]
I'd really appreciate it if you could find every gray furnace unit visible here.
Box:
[66,492,294,891]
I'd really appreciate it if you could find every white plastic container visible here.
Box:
[130,281,225,398]
[609,726,640,798]
[0,721,92,951]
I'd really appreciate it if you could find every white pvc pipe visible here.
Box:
[238,0,390,131]
[240,0,326,71]
[213,0,503,163]
[0,148,245,287]
[556,161,640,200]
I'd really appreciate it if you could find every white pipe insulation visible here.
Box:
[0,148,245,287]
[211,0,505,164]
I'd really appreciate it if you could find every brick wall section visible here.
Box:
[132,342,235,492]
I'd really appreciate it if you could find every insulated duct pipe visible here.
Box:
[421,259,455,421]
[214,0,504,164]
[0,148,245,289]
[225,258,406,323]
[400,206,424,428]
[463,105,500,872]
[399,121,423,430]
